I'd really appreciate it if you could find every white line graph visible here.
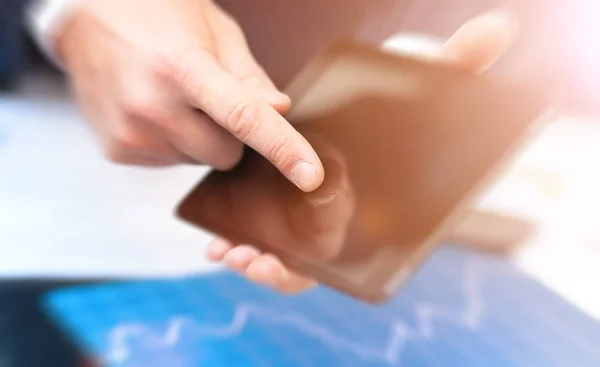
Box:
[104,260,486,366]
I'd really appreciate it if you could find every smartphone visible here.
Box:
[177,41,550,303]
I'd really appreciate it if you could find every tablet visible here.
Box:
[176,41,550,303]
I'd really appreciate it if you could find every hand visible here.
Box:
[57,0,324,192]
[198,132,354,293]
[207,9,518,294]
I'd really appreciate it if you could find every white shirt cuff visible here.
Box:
[27,0,86,68]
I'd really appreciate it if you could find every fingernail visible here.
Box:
[291,160,318,191]
[268,264,289,287]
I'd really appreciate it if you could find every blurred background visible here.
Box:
[0,0,599,366]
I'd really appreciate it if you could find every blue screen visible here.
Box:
[44,245,600,367]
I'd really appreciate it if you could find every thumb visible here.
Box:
[439,9,518,73]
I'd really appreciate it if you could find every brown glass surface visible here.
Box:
[177,41,549,303]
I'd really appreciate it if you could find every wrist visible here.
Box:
[27,0,86,67]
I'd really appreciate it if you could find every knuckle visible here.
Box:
[161,60,193,98]
[155,47,189,81]
[121,94,160,121]
[225,98,260,140]
[109,125,150,154]
[266,133,293,169]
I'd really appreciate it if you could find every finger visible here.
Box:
[164,107,244,170]
[211,8,291,114]
[439,9,517,73]
[102,153,177,167]
[112,62,195,166]
[117,62,243,169]
[93,118,181,166]
[245,254,317,293]
[103,112,185,166]
[206,237,235,262]
[274,269,317,294]
[232,66,291,115]
[170,49,324,192]
[223,245,262,272]
[71,81,182,167]
[244,253,284,286]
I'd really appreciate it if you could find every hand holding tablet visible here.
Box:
[178,12,550,302]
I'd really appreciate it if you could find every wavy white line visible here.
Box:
[105,261,484,366]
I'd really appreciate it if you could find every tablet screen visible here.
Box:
[177,42,549,302]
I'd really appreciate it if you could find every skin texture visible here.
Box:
[58,0,323,192]
[56,2,516,294]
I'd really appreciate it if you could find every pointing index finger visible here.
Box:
[172,49,323,192]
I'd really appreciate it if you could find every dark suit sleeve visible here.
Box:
[0,0,52,89]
